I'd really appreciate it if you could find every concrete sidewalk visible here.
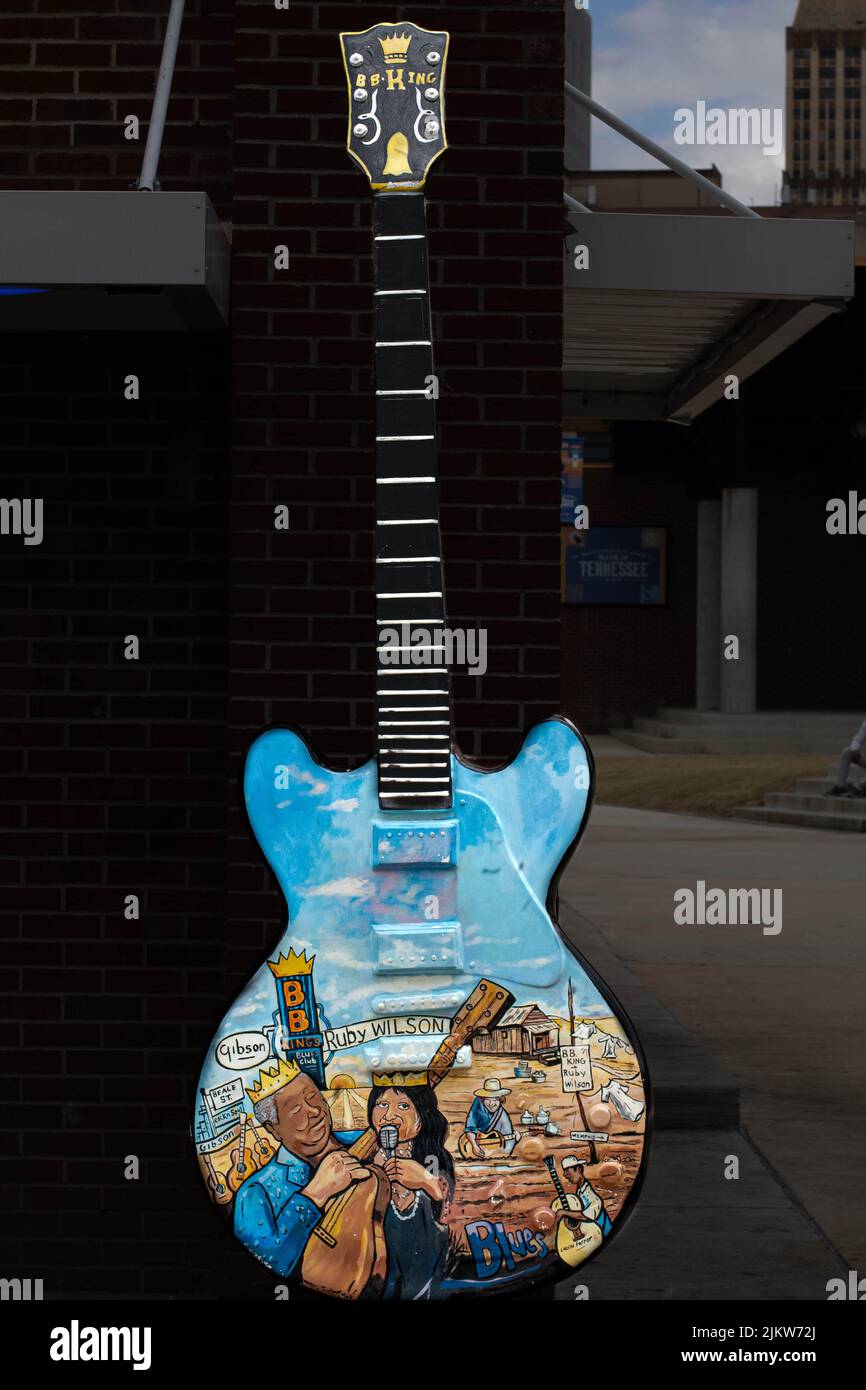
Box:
[553,804,865,1294]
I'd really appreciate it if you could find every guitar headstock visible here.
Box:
[339,21,449,191]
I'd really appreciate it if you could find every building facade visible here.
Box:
[565,2,592,170]
[785,0,866,207]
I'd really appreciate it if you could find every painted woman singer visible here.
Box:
[368,1073,456,1300]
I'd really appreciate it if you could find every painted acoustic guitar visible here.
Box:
[193,21,649,1300]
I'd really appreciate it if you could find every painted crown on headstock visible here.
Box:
[339,21,449,191]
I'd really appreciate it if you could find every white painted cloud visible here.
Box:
[590,0,797,207]
[306,876,374,898]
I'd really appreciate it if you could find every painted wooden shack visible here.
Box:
[471,1003,559,1059]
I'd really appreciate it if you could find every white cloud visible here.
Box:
[590,0,797,206]
[306,876,374,898]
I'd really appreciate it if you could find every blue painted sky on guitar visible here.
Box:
[585,0,798,207]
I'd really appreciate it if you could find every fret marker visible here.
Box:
[381,778,451,785]
[379,706,450,713]
[379,747,451,754]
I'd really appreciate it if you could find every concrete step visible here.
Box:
[633,715,851,743]
[733,805,866,832]
[610,729,844,755]
[630,717,705,739]
[652,718,854,736]
[609,728,709,754]
[797,775,866,794]
[765,791,866,814]
[657,707,860,729]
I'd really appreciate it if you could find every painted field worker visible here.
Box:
[368,1072,455,1300]
[462,1077,516,1157]
[827,717,866,798]
[561,1156,612,1239]
[234,1058,368,1277]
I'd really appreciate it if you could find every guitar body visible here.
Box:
[244,716,590,1009]
[193,19,649,1300]
[457,1131,519,1159]
[553,1212,605,1269]
[202,1158,232,1208]
[300,1164,391,1301]
[193,715,649,1297]
[226,1146,258,1194]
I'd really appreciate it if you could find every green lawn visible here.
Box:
[593,754,830,819]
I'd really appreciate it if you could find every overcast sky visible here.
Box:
[588,0,800,206]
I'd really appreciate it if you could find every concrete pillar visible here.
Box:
[720,487,758,715]
[695,500,721,711]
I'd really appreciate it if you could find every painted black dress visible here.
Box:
[383,1191,449,1300]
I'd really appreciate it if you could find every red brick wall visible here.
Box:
[0,1,234,1296]
[0,0,233,216]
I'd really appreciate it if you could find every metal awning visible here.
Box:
[0,4,230,335]
[0,191,230,332]
[565,212,854,423]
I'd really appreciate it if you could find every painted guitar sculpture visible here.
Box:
[193,21,649,1299]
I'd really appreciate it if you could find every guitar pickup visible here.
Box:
[373,922,463,974]
[373,820,458,868]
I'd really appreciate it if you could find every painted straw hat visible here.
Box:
[473,1077,511,1099]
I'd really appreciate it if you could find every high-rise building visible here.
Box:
[565,3,591,170]
[784,0,866,207]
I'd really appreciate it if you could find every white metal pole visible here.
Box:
[137,0,186,191]
[565,82,761,220]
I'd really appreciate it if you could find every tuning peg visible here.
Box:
[425,89,439,101]
[349,53,363,66]
[427,51,441,64]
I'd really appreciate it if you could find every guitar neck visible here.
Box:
[373,191,453,812]
[426,980,515,1088]
[544,1156,568,1205]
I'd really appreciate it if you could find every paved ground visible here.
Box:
[552,1130,846,1301]
[558,805,866,1273]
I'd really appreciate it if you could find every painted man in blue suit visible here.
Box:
[234,1057,368,1278]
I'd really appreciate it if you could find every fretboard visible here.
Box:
[544,1155,568,1205]
[373,192,453,812]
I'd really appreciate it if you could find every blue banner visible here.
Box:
[560,434,584,524]
[564,527,666,606]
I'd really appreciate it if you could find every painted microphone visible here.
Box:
[379,1124,399,1161]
